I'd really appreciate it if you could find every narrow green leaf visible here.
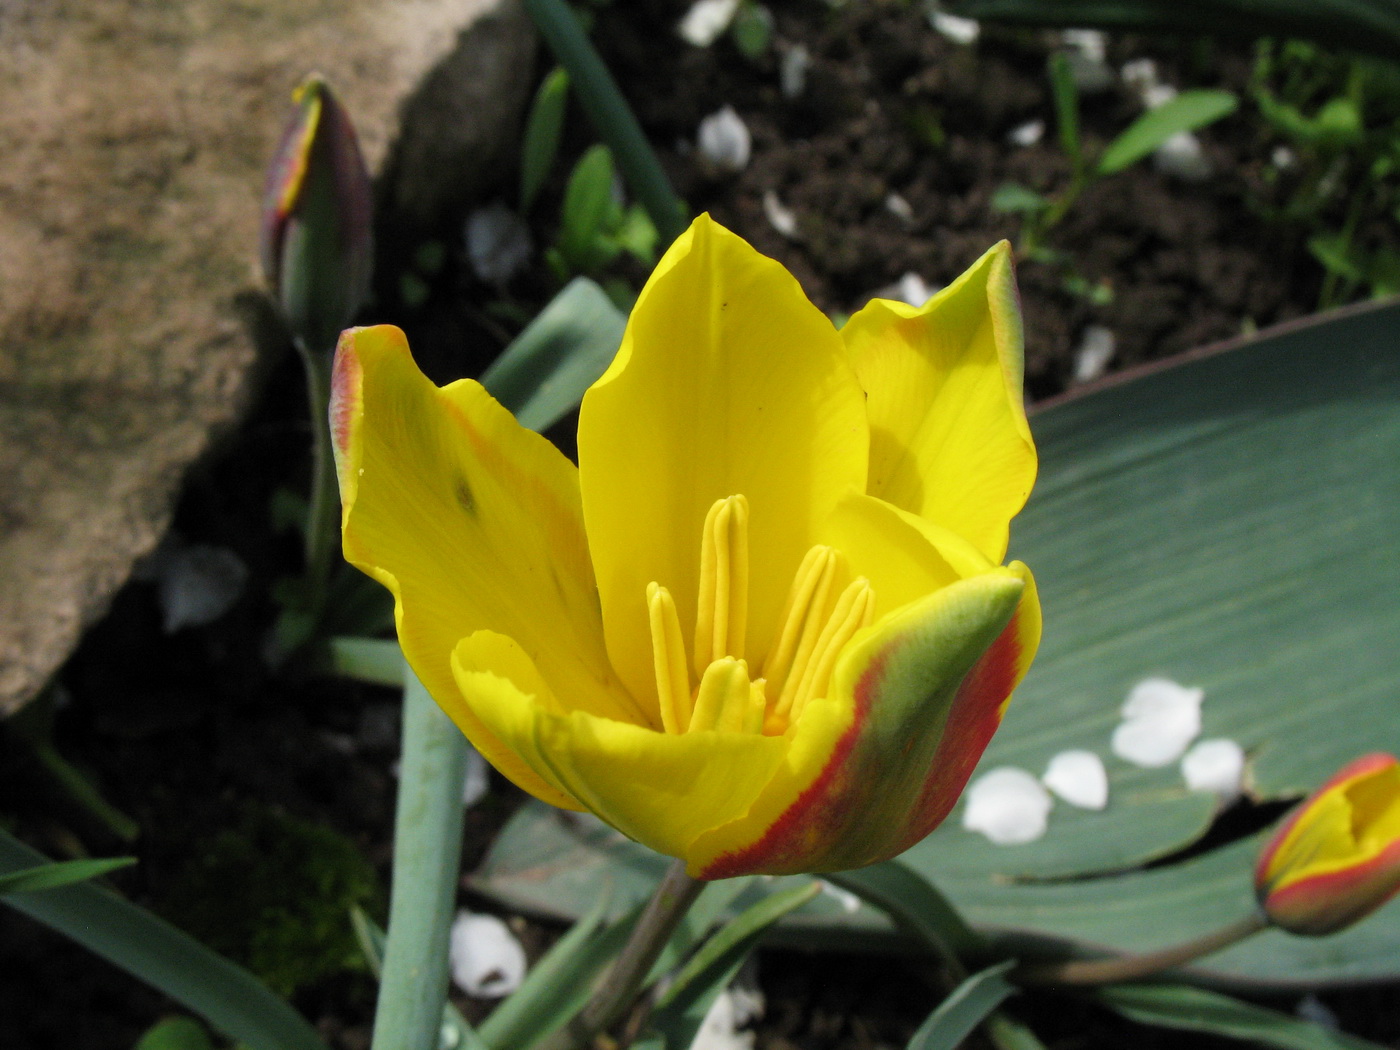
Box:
[351,907,488,1050]
[655,880,822,1015]
[907,960,1018,1050]
[479,276,627,434]
[0,829,326,1050]
[826,861,984,964]
[556,144,618,273]
[1096,90,1238,176]
[0,856,135,895]
[370,673,470,1050]
[476,891,612,1048]
[134,1017,215,1050]
[326,636,404,687]
[1093,983,1390,1050]
[732,2,775,59]
[521,68,570,212]
[985,1009,1048,1050]
[522,0,687,243]
[1048,52,1081,170]
[990,183,1051,215]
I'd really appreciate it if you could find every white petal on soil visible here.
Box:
[930,12,980,45]
[1181,738,1246,803]
[1154,131,1212,183]
[1062,28,1106,63]
[1112,677,1203,767]
[874,271,937,307]
[1061,30,1113,93]
[1143,83,1178,110]
[697,106,751,173]
[963,767,1053,845]
[1272,145,1296,170]
[679,0,741,46]
[449,912,526,998]
[463,743,491,807]
[1072,324,1116,383]
[884,192,914,223]
[1042,750,1108,810]
[155,543,248,633]
[1120,58,1159,95]
[1008,119,1045,147]
[780,44,811,99]
[465,202,533,285]
[690,986,763,1050]
[762,190,798,239]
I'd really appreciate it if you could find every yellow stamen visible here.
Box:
[782,577,876,729]
[766,547,846,726]
[647,582,692,734]
[689,657,751,733]
[694,495,750,674]
[744,678,769,736]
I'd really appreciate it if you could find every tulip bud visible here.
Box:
[260,75,373,352]
[1255,753,1400,936]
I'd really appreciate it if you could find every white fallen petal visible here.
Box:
[1143,83,1178,110]
[1042,750,1108,810]
[1154,131,1212,183]
[884,192,914,223]
[1272,145,1296,170]
[930,12,979,45]
[1062,28,1106,63]
[697,106,751,174]
[963,767,1053,844]
[1008,119,1045,147]
[762,190,798,239]
[1181,738,1246,803]
[465,202,533,285]
[1120,58,1159,95]
[156,543,248,633]
[1072,324,1115,383]
[449,912,526,998]
[1113,677,1203,767]
[690,987,760,1050]
[679,0,741,47]
[463,743,490,807]
[780,44,810,99]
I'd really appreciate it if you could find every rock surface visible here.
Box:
[0,0,535,714]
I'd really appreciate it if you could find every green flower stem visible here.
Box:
[296,335,340,624]
[371,672,470,1050]
[522,0,687,245]
[1020,911,1269,986]
[538,859,707,1050]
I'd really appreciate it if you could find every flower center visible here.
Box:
[646,494,875,736]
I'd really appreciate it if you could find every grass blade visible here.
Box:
[1093,983,1391,1049]
[370,672,470,1050]
[0,829,325,1050]
[522,0,687,244]
[521,67,570,213]
[907,960,1018,1050]
[1096,89,1238,176]
[0,855,135,894]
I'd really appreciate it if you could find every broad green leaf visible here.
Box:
[1093,984,1390,1050]
[990,183,1051,215]
[133,1017,215,1050]
[0,856,134,895]
[943,0,1400,65]
[732,2,775,59]
[1096,90,1238,176]
[826,861,983,963]
[479,276,627,433]
[0,829,326,1050]
[907,961,1017,1050]
[521,68,570,212]
[325,636,403,687]
[473,302,1400,986]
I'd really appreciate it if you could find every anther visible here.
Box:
[647,582,692,734]
[693,495,750,674]
[689,657,751,733]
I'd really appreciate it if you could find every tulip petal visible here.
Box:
[843,241,1035,561]
[453,631,798,864]
[332,326,641,798]
[578,215,868,713]
[693,568,1035,877]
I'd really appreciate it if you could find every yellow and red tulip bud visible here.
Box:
[330,215,1040,877]
[260,75,373,352]
[1255,753,1400,936]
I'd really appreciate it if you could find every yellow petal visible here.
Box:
[843,241,1036,561]
[454,632,792,864]
[578,215,869,711]
[331,325,643,748]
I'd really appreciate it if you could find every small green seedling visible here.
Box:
[547,144,659,280]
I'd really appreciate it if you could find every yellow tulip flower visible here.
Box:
[1256,753,1400,935]
[330,215,1040,877]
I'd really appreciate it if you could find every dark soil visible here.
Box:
[3,2,1396,1049]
